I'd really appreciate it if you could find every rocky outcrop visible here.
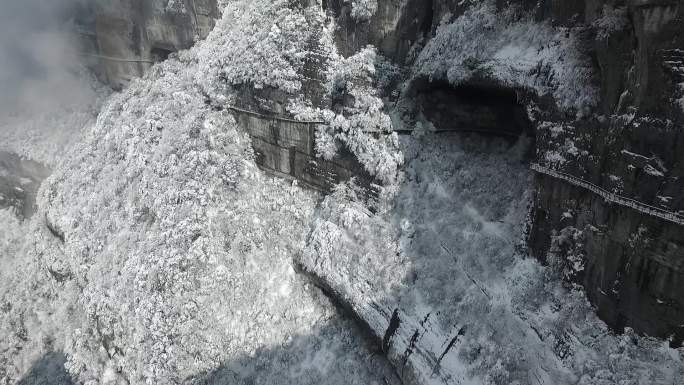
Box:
[65,0,683,349]
[296,259,476,385]
[323,0,434,64]
[0,152,50,219]
[526,0,684,345]
[72,0,219,89]
[222,105,378,196]
[323,0,684,345]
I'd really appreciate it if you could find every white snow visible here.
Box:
[0,1,399,384]
[415,1,599,115]
[303,131,684,384]
[289,46,403,185]
[1,1,682,384]
[644,164,665,177]
[350,0,378,21]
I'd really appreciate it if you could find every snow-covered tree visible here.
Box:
[416,0,599,116]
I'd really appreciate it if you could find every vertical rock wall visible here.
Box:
[69,0,684,344]
[74,0,218,89]
[526,0,684,345]
[327,0,684,344]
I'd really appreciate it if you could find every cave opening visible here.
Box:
[151,46,174,62]
[410,79,535,146]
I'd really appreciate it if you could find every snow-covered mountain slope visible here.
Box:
[1,1,400,384]
[2,1,683,384]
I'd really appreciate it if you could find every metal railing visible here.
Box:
[392,128,523,138]
[79,53,156,64]
[225,105,325,124]
[531,163,684,226]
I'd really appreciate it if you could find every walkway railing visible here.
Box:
[392,128,523,138]
[79,53,156,64]
[225,105,325,124]
[531,163,684,226]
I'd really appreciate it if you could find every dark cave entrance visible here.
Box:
[151,46,174,63]
[409,79,535,145]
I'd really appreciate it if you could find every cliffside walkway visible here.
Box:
[225,105,325,124]
[79,53,156,64]
[392,128,523,138]
[531,163,684,226]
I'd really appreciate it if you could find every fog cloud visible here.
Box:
[0,0,97,116]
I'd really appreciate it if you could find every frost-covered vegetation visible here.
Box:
[0,1,398,384]
[196,0,321,95]
[303,132,683,384]
[292,47,403,185]
[416,0,599,115]
[2,0,683,384]
[350,0,378,21]
[593,5,629,41]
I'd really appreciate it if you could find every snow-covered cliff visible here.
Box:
[1,1,683,385]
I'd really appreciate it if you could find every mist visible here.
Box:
[0,0,98,117]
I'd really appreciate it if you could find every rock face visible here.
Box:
[526,0,684,346]
[225,106,378,196]
[72,0,218,89]
[64,0,683,349]
[0,152,50,220]
[327,0,684,344]
[323,0,435,64]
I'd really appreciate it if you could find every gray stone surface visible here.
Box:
[16,353,73,385]
[73,0,218,89]
[324,0,684,344]
[226,106,378,197]
[525,0,684,345]
[0,152,50,219]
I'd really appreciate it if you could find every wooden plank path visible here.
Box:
[531,163,684,226]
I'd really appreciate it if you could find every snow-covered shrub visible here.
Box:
[593,5,629,41]
[302,180,408,303]
[416,0,599,115]
[290,47,403,185]
[536,122,584,167]
[0,209,72,385]
[165,0,187,14]
[350,0,378,21]
[547,226,586,281]
[195,0,323,96]
[198,1,403,188]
